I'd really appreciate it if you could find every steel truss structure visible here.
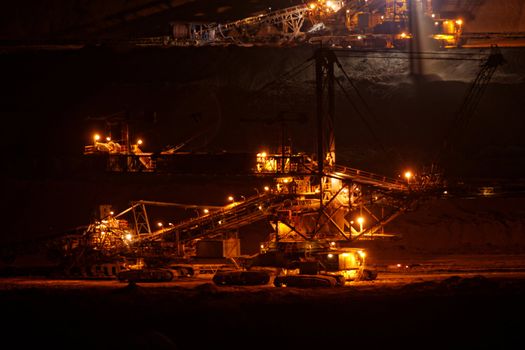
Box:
[188,5,312,45]
[60,47,504,275]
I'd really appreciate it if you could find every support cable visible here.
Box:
[256,59,314,93]
[333,77,387,153]
[334,57,381,123]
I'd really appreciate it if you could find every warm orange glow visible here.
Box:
[137,139,143,145]
[94,134,101,141]
[109,211,114,215]
[400,32,407,38]
[203,209,209,214]
[404,171,413,180]
[157,222,163,227]
[432,34,456,42]
[125,233,133,241]
[264,186,270,191]
[327,253,334,258]
[358,250,366,258]
[228,196,234,201]
[356,216,365,233]
[456,19,463,26]
[309,3,316,9]
[325,0,341,11]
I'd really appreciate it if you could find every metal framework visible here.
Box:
[131,203,152,235]
[189,5,312,45]
[68,46,505,273]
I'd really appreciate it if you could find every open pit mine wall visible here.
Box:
[382,197,525,255]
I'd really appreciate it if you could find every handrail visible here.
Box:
[330,164,408,191]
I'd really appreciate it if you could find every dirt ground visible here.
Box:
[2,260,525,350]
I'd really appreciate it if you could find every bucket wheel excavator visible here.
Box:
[2,45,504,286]
[98,47,498,283]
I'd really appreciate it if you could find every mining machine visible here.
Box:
[167,1,466,49]
[64,149,413,282]
[2,44,505,286]
[68,48,442,284]
[170,1,345,46]
[95,47,504,284]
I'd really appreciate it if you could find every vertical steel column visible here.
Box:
[315,48,336,207]
[315,49,324,181]
[327,53,336,167]
[281,117,286,173]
